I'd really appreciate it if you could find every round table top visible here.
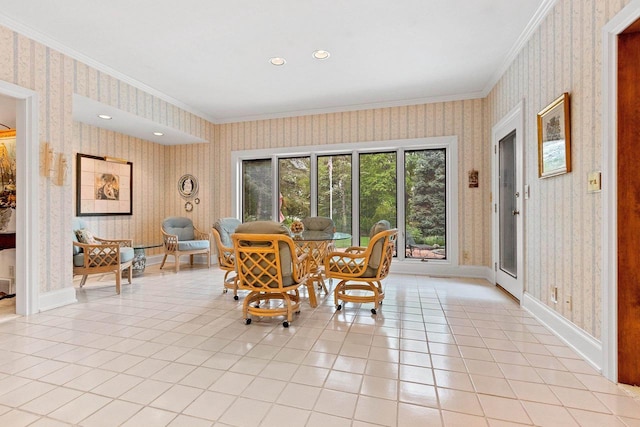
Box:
[294,231,351,241]
[133,243,163,250]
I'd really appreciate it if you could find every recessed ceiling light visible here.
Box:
[269,57,286,66]
[153,132,164,136]
[312,50,330,60]
[97,114,112,120]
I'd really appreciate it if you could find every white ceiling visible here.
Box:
[0,0,549,126]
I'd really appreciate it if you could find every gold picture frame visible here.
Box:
[537,92,571,178]
[76,153,133,216]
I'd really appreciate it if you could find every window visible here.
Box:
[232,137,458,264]
[242,159,272,222]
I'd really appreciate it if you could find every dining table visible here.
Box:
[292,231,351,307]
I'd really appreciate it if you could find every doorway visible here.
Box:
[602,1,640,384]
[616,20,640,386]
[492,101,524,301]
[0,80,40,316]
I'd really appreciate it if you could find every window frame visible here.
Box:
[231,136,458,266]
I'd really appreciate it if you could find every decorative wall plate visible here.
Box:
[194,198,200,204]
[184,201,193,212]
[178,174,198,199]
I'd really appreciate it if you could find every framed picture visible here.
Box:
[178,174,198,199]
[76,153,133,216]
[537,92,571,178]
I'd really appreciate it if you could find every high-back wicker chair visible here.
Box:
[233,221,310,327]
[324,220,398,314]
[212,217,242,299]
[72,217,134,294]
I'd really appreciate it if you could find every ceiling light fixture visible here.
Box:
[153,132,164,136]
[97,114,112,120]
[269,57,286,66]
[312,50,330,60]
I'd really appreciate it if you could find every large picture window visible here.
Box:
[233,137,457,263]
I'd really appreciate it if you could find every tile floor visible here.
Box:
[0,265,639,426]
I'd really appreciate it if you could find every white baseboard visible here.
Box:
[390,262,492,281]
[522,292,602,372]
[39,286,77,312]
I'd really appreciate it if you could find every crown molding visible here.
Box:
[482,0,559,96]
[0,15,216,124]
[215,90,487,124]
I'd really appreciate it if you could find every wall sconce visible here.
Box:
[55,154,67,186]
[41,142,54,177]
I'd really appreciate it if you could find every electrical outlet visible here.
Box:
[8,266,14,278]
[551,286,558,304]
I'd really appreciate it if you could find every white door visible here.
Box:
[492,103,524,301]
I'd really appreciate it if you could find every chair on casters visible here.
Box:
[232,221,310,328]
[212,217,241,299]
[324,220,397,314]
[160,217,211,272]
[72,217,134,294]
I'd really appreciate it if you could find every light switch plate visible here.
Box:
[587,171,601,193]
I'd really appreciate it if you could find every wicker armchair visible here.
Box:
[324,220,397,314]
[160,217,211,272]
[72,218,134,294]
[212,217,242,299]
[233,221,310,327]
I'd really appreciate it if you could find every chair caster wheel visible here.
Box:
[336,304,342,311]
[245,318,251,325]
[223,288,228,294]
[234,295,239,301]
[283,321,289,328]
[371,308,377,315]
[295,310,301,314]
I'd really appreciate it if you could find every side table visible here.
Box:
[127,243,162,277]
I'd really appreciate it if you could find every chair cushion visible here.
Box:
[72,217,88,255]
[120,247,134,263]
[368,220,391,269]
[178,240,210,251]
[162,217,196,241]
[213,217,242,247]
[302,216,335,233]
[235,221,292,277]
[75,229,97,245]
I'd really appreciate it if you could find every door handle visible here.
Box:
[512,210,520,215]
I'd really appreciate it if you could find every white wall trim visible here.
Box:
[523,292,602,372]
[0,80,40,316]
[389,263,492,282]
[482,0,558,96]
[39,287,77,312]
[601,0,640,383]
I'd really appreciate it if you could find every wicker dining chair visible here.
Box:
[324,220,398,314]
[232,221,310,327]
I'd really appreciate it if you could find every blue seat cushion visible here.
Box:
[213,217,241,247]
[178,240,210,251]
[162,217,196,241]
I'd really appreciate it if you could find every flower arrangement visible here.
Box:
[290,220,304,235]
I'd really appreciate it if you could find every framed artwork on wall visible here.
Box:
[537,92,571,178]
[76,153,133,216]
[178,174,198,199]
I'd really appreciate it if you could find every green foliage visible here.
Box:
[279,157,310,221]
[406,150,446,241]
